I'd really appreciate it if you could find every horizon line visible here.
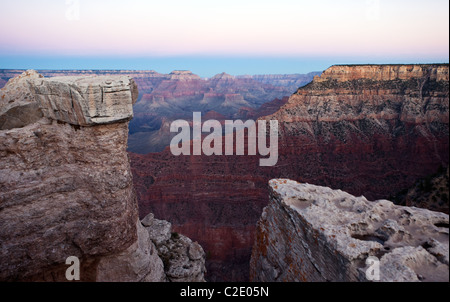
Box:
[1,62,449,75]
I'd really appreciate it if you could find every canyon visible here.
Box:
[130,64,449,281]
[0,64,448,282]
[0,71,205,281]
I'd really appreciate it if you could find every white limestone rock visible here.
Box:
[250,179,449,282]
[30,75,138,126]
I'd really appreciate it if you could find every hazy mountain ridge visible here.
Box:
[0,69,318,154]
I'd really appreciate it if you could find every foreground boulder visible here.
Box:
[0,71,205,281]
[250,179,449,282]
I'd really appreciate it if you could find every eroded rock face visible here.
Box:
[96,221,165,282]
[0,70,44,130]
[395,166,449,214]
[0,71,205,282]
[250,179,449,282]
[0,71,139,281]
[31,75,138,126]
[315,64,449,82]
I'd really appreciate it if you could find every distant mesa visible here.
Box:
[168,70,201,81]
[316,64,449,83]
[211,72,235,80]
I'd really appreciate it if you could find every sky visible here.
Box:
[0,0,448,76]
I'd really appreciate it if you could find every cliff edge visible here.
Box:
[0,71,205,281]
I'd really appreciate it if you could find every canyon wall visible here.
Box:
[0,71,205,281]
[129,71,295,153]
[315,64,448,82]
[130,64,449,281]
[250,179,449,282]
[262,64,449,201]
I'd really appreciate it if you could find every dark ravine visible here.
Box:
[392,165,449,214]
[130,64,449,281]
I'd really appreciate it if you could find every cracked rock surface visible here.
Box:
[250,179,449,282]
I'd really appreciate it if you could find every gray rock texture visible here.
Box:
[250,179,449,282]
[142,213,206,282]
[96,221,165,282]
[0,70,44,130]
[31,74,138,126]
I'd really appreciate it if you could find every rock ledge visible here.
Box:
[250,179,449,282]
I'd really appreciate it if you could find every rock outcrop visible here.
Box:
[130,64,449,281]
[142,213,206,282]
[32,75,138,126]
[250,179,449,282]
[0,71,205,282]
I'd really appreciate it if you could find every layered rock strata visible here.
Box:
[250,179,449,282]
[0,71,205,282]
[315,64,448,82]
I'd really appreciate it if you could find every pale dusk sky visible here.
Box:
[0,0,448,76]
